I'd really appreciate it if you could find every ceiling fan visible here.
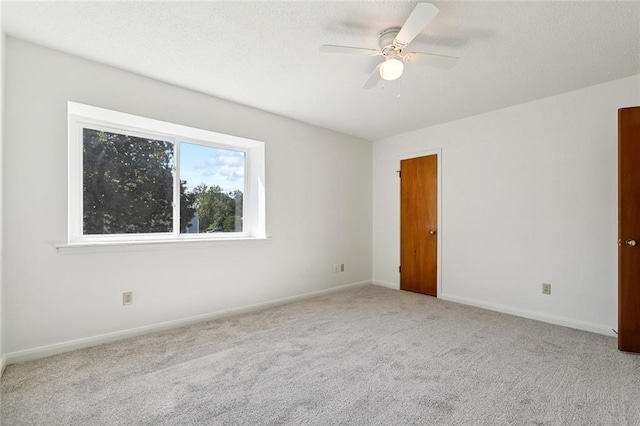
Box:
[320,3,458,89]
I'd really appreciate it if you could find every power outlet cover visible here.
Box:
[123,291,133,305]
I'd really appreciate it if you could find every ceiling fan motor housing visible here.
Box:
[378,27,403,55]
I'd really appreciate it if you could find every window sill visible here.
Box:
[56,236,272,255]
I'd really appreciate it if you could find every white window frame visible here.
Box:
[68,102,266,245]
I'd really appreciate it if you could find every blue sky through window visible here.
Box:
[180,142,245,193]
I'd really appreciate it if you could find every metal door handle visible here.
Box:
[626,239,637,247]
[429,229,436,235]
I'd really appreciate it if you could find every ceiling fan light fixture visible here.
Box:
[379,58,404,81]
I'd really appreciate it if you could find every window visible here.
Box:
[68,102,265,244]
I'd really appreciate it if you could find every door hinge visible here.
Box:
[399,266,401,273]
[396,170,401,178]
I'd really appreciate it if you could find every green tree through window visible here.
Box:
[82,128,243,236]
[83,129,199,234]
[191,184,243,233]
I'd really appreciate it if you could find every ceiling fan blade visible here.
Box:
[363,63,382,89]
[320,45,381,56]
[403,52,459,69]
[394,3,439,47]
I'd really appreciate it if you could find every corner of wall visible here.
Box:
[371,280,398,290]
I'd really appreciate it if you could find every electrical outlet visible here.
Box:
[542,283,551,295]
[123,291,133,305]
[340,264,345,272]
[333,264,340,273]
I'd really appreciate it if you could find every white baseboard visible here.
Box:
[4,281,371,366]
[371,280,398,290]
[439,292,616,337]
[1,354,6,376]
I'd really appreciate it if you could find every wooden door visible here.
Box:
[400,155,438,296]
[619,106,640,353]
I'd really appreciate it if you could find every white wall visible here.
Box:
[373,74,640,335]
[0,7,5,372]
[3,38,372,360]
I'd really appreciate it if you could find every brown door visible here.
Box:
[400,155,438,296]
[619,106,640,353]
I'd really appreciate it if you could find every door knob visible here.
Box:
[429,229,436,235]
[626,239,637,247]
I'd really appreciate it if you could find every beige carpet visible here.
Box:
[1,285,639,425]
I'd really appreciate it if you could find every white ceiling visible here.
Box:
[2,1,639,141]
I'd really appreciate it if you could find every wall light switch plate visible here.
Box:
[123,291,133,305]
[542,283,551,295]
